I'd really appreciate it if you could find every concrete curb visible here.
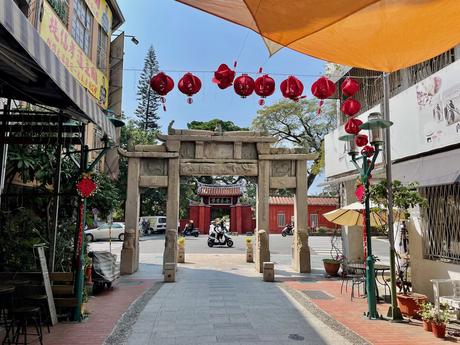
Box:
[103,282,163,345]
[279,283,371,345]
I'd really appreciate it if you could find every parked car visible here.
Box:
[85,222,125,242]
[139,216,166,235]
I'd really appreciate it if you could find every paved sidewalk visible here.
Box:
[126,254,352,345]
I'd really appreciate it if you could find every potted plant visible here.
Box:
[431,304,451,338]
[323,230,343,277]
[418,301,433,331]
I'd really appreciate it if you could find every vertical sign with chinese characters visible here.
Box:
[39,1,109,109]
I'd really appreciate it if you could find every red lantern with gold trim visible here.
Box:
[255,74,275,105]
[212,64,235,90]
[355,134,369,147]
[280,76,304,101]
[234,74,255,98]
[341,77,360,97]
[150,72,174,111]
[178,72,202,104]
[341,98,361,117]
[344,118,363,135]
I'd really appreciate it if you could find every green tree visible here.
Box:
[252,99,336,188]
[187,119,248,131]
[135,46,161,131]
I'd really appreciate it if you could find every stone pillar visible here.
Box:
[164,157,180,272]
[292,160,311,273]
[255,160,270,273]
[121,158,140,274]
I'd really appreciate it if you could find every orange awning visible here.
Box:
[177,0,460,72]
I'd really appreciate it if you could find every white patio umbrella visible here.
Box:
[323,202,404,228]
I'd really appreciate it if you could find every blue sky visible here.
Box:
[116,0,326,193]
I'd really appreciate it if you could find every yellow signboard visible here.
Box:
[40,1,109,109]
[86,0,113,35]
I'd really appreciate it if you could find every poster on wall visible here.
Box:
[416,75,460,151]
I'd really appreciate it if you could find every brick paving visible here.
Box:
[284,277,459,345]
[42,277,156,345]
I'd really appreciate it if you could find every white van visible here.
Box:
[139,216,167,235]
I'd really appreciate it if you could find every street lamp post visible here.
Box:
[340,112,392,320]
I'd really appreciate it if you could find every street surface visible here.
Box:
[90,234,391,269]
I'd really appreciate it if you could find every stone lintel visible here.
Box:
[259,154,317,161]
[158,133,276,143]
[139,176,168,188]
[180,162,258,176]
[134,145,166,152]
[180,159,258,164]
[118,149,178,159]
[270,177,296,189]
[256,143,271,155]
[166,140,181,152]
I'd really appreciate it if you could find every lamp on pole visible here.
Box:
[339,112,393,319]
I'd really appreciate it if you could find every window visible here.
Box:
[310,214,319,228]
[421,183,460,263]
[97,25,108,70]
[277,213,285,227]
[71,0,92,55]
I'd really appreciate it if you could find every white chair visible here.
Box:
[430,279,460,320]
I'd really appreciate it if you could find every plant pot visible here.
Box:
[323,261,340,276]
[431,322,446,338]
[423,320,432,332]
[396,293,428,318]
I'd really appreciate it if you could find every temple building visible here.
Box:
[183,183,338,234]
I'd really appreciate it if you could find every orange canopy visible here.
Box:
[177,0,460,72]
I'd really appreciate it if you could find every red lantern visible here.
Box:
[344,118,363,135]
[311,76,336,114]
[178,72,202,104]
[280,76,304,102]
[355,134,368,147]
[234,74,255,98]
[255,74,275,105]
[361,145,375,157]
[341,77,360,97]
[212,64,235,90]
[341,98,361,117]
[150,72,174,111]
[355,184,365,203]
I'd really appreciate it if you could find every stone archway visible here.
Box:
[119,125,316,280]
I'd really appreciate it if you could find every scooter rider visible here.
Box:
[183,220,194,236]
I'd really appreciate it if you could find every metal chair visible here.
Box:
[340,260,365,301]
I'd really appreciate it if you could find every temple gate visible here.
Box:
[119,125,316,280]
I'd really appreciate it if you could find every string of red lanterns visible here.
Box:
[149,66,342,111]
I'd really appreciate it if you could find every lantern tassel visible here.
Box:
[161,97,167,112]
[317,99,324,114]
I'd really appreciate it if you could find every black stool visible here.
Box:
[0,287,15,327]
[24,295,50,334]
[8,307,43,345]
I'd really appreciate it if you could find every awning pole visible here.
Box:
[383,72,403,321]
[0,99,11,210]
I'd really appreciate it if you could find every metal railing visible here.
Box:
[420,183,460,264]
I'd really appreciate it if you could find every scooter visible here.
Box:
[281,224,294,237]
[208,226,233,247]
[181,227,200,237]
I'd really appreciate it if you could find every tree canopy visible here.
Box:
[252,98,336,188]
[187,119,248,131]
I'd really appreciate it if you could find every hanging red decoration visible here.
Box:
[361,145,375,157]
[311,76,336,114]
[178,72,202,104]
[341,98,361,117]
[76,175,97,199]
[355,134,369,147]
[150,72,174,111]
[255,74,275,105]
[212,64,236,90]
[233,74,255,98]
[344,118,363,135]
[341,77,360,97]
[355,184,365,203]
[280,76,304,102]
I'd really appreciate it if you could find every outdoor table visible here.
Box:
[348,263,391,302]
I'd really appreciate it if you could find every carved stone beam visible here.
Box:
[118,148,179,158]
[259,153,318,161]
